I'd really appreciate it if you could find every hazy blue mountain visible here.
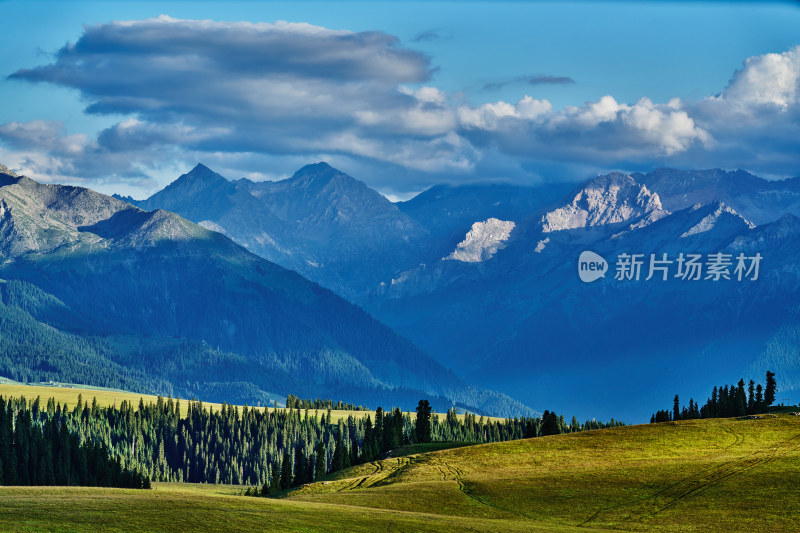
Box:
[634,168,800,225]
[0,167,532,417]
[397,181,570,259]
[367,171,800,421]
[120,163,428,300]
[114,161,799,421]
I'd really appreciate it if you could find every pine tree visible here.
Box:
[314,442,326,480]
[737,379,747,416]
[269,461,280,493]
[415,400,432,444]
[673,395,680,421]
[755,384,764,412]
[765,371,777,406]
[374,407,385,453]
[279,451,292,490]
[710,386,718,417]
[541,410,560,436]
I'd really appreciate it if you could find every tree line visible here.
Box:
[285,395,369,411]
[651,371,778,422]
[0,393,622,492]
[0,395,149,488]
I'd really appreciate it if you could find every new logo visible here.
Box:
[578,251,607,283]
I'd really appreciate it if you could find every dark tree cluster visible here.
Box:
[285,395,369,411]
[0,396,149,489]
[1,392,623,494]
[651,371,778,423]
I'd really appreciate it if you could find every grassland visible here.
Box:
[0,413,798,531]
[0,382,503,424]
[2,381,798,531]
[290,414,800,532]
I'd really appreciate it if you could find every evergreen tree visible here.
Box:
[279,451,292,490]
[314,442,326,480]
[736,379,747,416]
[673,395,680,421]
[415,400,432,444]
[710,386,718,417]
[755,384,764,412]
[541,410,560,436]
[374,407,385,453]
[269,461,280,494]
[765,371,777,406]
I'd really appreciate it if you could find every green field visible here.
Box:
[1,413,798,531]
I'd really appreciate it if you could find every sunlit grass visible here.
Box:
[292,415,800,532]
[0,382,503,423]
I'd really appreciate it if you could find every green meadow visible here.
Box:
[0,382,503,424]
[0,410,798,532]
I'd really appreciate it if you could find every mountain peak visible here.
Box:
[541,172,667,233]
[0,163,20,178]
[288,162,348,187]
[184,163,227,182]
[163,164,231,194]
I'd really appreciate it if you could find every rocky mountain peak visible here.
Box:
[541,172,667,233]
[0,163,20,178]
[445,218,516,263]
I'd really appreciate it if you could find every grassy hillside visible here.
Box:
[0,414,797,531]
[290,415,800,532]
[0,382,503,424]
[0,483,582,533]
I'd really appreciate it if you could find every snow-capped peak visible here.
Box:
[680,202,755,238]
[445,218,515,263]
[541,172,667,233]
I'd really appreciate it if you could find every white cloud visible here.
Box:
[3,17,800,195]
[715,46,800,110]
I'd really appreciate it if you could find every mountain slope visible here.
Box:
[121,163,428,300]
[398,181,570,260]
[0,167,531,417]
[367,171,800,421]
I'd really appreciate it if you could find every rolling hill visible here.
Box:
[0,414,797,531]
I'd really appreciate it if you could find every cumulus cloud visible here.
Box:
[715,46,800,110]
[682,45,800,174]
[458,93,709,163]
[0,119,173,188]
[3,16,800,195]
[6,16,476,187]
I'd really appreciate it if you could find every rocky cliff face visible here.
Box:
[541,172,668,233]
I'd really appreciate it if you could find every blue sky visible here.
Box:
[0,1,798,198]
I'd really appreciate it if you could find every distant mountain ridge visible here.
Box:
[366,169,800,421]
[0,166,532,417]
[113,162,800,420]
[634,168,800,225]
[118,163,428,300]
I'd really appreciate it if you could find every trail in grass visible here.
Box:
[579,428,800,528]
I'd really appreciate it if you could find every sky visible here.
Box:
[0,0,798,199]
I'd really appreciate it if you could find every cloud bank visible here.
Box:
[4,16,800,194]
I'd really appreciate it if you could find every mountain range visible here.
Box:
[120,163,800,421]
[0,164,531,417]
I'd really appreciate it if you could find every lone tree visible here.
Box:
[415,400,432,444]
[765,371,777,406]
